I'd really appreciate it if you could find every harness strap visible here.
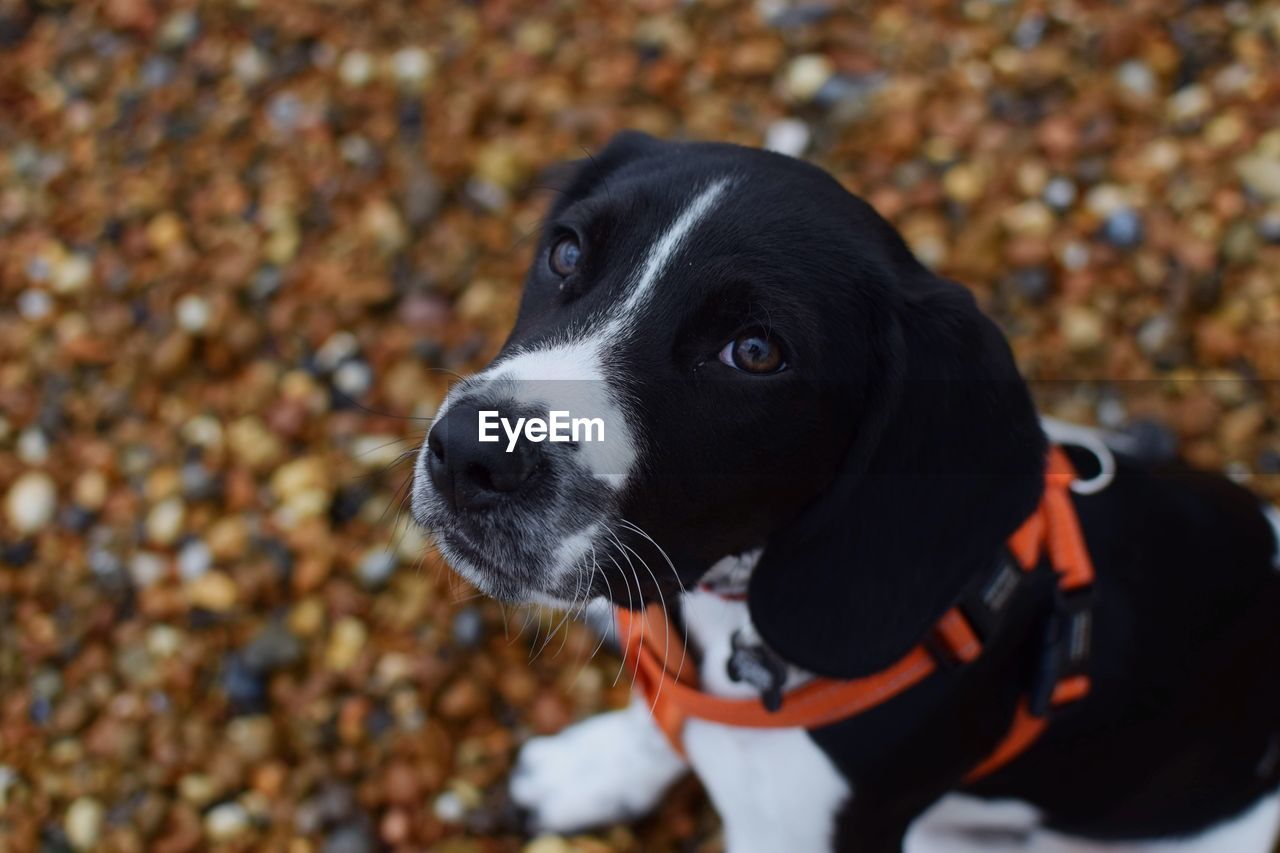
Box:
[616,446,1097,779]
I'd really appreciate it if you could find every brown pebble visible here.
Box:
[380,808,412,845]
[528,691,572,735]
[436,678,489,720]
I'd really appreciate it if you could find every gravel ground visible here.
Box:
[2,1,1279,850]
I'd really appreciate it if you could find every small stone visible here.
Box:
[181,461,219,501]
[1009,267,1051,304]
[1166,84,1211,125]
[0,766,18,808]
[763,118,810,158]
[451,607,484,649]
[1059,240,1089,271]
[380,809,411,846]
[1014,161,1047,197]
[6,471,57,534]
[1222,221,1258,265]
[186,570,238,612]
[270,456,331,521]
[52,252,92,294]
[141,55,177,89]
[158,9,198,47]
[72,470,108,510]
[232,45,268,85]
[182,415,224,450]
[1102,208,1143,248]
[315,331,360,371]
[147,211,186,252]
[1084,184,1132,218]
[1115,59,1156,99]
[89,547,124,583]
[433,791,466,824]
[1220,404,1266,450]
[241,621,303,672]
[227,416,283,470]
[227,715,275,761]
[389,47,433,88]
[1001,200,1053,238]
[1137,314,1178,358]
[356,549,397,589]
[145,497,185,545]
[17,289,53,320]
[943,163,985,204]
[220,653,267,711]
[289,597,326,638]
[146,624,184,659]
[339,50,375,87]
[1257,207,1280,243]
[325,617,368,671]
[65,796,105,851]
[784,54,834,101]
[1144,138,1183,174]
[529,690,572,733]
[1206,112,1246,150]
[2,540,36,567]
[437,677,487,719]
[1043,177,1077,211]
[333,360,373,398]
[204,801,250,842]
[177,539,212,581]
[324,822,377,853]
[1237,155,1280,202]
[473,142,528,191]
[359,199,407,254]
[179,773,221,807]
[16,427,49,464]
[1060,306,1105,352]
[267,92,308,133]
[175,294,210,333]
[206,516,248,561]
[129,551,167,587]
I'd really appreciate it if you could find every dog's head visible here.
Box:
[412,132,1046,677]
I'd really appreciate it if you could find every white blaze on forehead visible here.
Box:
[608,177,734,336]
[435,177,734,489]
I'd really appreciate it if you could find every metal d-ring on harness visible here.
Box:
[1040,417,1118,496]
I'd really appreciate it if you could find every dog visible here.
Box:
[411,131,1280,852]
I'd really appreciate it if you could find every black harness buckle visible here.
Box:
[726,630,788,712]
[1029,585,1094,717]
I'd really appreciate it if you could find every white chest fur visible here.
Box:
[680,587,853,853]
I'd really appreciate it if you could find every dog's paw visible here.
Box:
[509,704,687,832]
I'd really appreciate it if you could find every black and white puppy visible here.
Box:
[411,132,1280,852]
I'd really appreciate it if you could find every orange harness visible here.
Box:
[616,447,1096,781]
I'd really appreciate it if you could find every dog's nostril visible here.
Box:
[427,428,445,462]
[465,461,495,493]
[424,400,543,510]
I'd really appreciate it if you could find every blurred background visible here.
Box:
[1,0,1279,850]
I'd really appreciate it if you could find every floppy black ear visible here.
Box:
[749,271,1047,678]
[541,130,664,216]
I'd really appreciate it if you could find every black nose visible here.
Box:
[426,400,541,510]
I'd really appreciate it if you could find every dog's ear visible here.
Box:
[749,270,1047,678]
[541,131,663,214]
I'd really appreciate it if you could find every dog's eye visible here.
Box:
[549,236,581,277]
[718,333,786,374]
